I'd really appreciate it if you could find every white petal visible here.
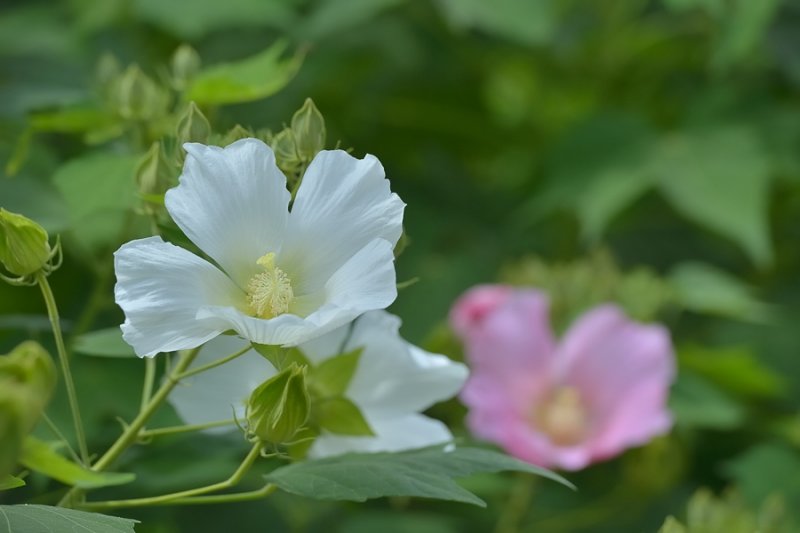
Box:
[196,239,397,346]
[114,237,243,357]
[165,139,291,286]
[309,414,454,457]
[279,150,404,294]
[168,336,275,430]
[312,311,468,415]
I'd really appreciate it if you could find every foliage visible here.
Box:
[1,0,800,531]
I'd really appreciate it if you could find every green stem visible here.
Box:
[92,347,201,472]
[58,347,202,508]
[161,484,276,506]
[139,419,236,439]
[140,357,156,412]
[37,272,89,465]
[493,473,537,533]
[79,442,262,510]
[175,344,252,380]
[41,413,81,465]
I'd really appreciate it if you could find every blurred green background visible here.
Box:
[2,0,800,531]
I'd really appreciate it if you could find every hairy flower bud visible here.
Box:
[115,65,168,121]
[0,341,56,478]
[171,44,201,92]
[176,102,211,145]
[246,363,310,444]
[0,209,51,277]
[291,98,326,161]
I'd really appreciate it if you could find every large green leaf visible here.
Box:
[51,152,138,253]
[0,504,137,533]
[678,344,785,400]
[73,328,135,358]
[528,114,656,240]
[19,437,135,489]
[724,443,800,506]
[186,42,302,106]
[133,0,294,39]
[653,126,772,266]
[436,0,558,47]
[265,446,573,506]
[669,373,746,430]
[669,262,773,322]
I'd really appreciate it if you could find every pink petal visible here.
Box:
[556,304,675,461]
[454,288,556,380]
[449,284,514,338]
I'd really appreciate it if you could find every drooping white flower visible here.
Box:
[114,139,405,357]
[169,310,469,457]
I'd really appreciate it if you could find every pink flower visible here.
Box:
[450,285,675,471]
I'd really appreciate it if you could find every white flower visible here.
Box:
[114,139,405,357]
[169,310,469,457]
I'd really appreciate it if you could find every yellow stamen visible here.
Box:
[246,253,294,318]
[535,386,587,446]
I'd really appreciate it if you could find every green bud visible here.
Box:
[171,44,201,91]
[114,65,169,121]
[219,124,254,146]
[0,209,51,277]
[0,341,56,478]
[136,142,173,201]
[246,363,310,444]
[291,98,326,160]
[176,102,211,145]
[271,128,299,165]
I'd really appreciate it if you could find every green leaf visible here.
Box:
[0,475,25,490]
[724,443,800,506]
[669,373,746,430]
[310,347,363,398]
[73,328,135,358]
[669,262,773,322]
[265,446,573,506]
[19,437,135,489]
[252,345,309,370]
[678,344,785,400]
[316,397,374,436]
[653,126,772,266]
[133,0,294,39]
[0,504,138,533]
[436,0,558,47]
[529,114,656,240]
[29,106,118,135]
[52,152,139,253]
[186,42,303,106]
[299,0,405,40]
[711,0,781,70]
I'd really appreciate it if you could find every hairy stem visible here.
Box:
[37,272,89,465]
[79,442,262,510]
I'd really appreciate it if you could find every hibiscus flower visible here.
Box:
[114,139,404,357]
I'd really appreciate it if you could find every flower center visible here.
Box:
[535,386,588,446]
[246,253,294,318]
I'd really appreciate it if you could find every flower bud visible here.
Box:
[246,363,310,444]
[0,209,51,276]
[176,102,211,145]
[220,124,253,146]
[115,65,168,121]
[171,44,201,91]
[0,341,56,478]
[291,98,326,160]
[136,142,173,201]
